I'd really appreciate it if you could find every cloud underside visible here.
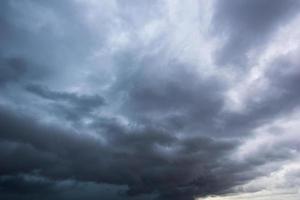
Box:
[0,0,300,199]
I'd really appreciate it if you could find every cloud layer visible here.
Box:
[1,0,300,199]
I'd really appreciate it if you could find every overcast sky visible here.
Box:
[0,0,300,200]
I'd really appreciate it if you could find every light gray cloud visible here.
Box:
[212,0,300,67]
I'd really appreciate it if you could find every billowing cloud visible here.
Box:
[0,0,300,200]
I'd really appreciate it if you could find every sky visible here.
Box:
[0,0,300,200]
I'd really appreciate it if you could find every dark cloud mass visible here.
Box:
[1,0,300,200]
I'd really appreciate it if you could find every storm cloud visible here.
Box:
[1,0,300,200]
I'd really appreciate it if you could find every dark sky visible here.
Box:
[1,0,300,200]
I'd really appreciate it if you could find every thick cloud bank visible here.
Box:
[1,0,300,200]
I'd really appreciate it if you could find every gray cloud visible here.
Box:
[0,174,150,200]
[217,49,300,136]
[212,0,300,67]
[114,59,226,134]
[26,84,105,122]
[1,0,300,200]
[0,57,48,88]
[0,57,27,86]
[0,106,247,200]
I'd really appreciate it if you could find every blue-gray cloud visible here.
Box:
[1,0,300,200]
